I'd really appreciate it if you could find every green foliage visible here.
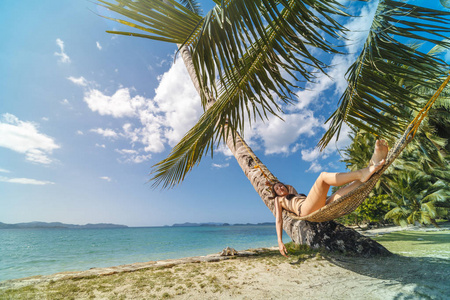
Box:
[384,171,450,227]
[320,0,450,149]
[337,195,392,226]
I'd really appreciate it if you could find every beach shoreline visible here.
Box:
[1,223,449,299]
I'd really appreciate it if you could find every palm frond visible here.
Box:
[179,0,202,14]
[96,0,202,44]
[151,0,352,188]
[319,0,450,149]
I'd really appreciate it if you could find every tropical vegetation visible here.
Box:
[338,40,450,226]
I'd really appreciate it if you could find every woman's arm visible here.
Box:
[274,197,288,257]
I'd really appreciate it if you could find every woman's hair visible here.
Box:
[269,182,286,199]
[267,181,306,200]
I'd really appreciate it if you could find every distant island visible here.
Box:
[0,222,128,229]
[0,221,274,229]
[171,222,275,227]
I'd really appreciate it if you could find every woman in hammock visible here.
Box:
[272,139,389,257]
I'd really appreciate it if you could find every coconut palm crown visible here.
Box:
[97,0,450,188]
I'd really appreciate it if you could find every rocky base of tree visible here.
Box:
[285,219,392,257]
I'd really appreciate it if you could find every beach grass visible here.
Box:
[372,230,450,258]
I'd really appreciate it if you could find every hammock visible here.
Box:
[289,123,412,222]
[288,73,450,222]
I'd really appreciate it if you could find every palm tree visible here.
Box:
[384,170,450,226]
[96,0,450,255]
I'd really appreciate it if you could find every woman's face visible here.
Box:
[274,183,288,197]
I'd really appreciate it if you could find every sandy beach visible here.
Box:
[1,224,449,299]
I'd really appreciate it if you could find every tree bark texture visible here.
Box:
[178,46,390,257]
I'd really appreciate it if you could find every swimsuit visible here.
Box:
[278,186,307,216]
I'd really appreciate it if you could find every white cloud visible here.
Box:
[306,162,323,173]
[301,148,321,162]
[0,168,10,173]
[0,114,59,164]
[95,143,106,148]
[96,41,102,50]
[0,176,55,185]
[253,111,322,155]
[90,128,118,138]
[300,122,352,167]
[157,59,169,68]
[152,59,202,146]
[212,163,229,168]
[115,149,151,163]
[60,99,73,110]
[83,88,146,118]
[76,130,84,135]
[216,143,233,157]
[69,58,201,162]
[121,153,152,163]
[67,76,88,87]
[54,38,71,63]
[41,117,49,122]
[116,149,138,155]
[100,176,112,182]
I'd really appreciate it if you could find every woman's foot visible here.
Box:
[360,159,385,183]
[369,140,388,166]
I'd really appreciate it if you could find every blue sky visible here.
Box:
[1,0,449,227]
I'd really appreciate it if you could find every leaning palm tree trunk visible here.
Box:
[225,129,390,256]
[179,46,390,256]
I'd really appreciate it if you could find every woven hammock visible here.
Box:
[288,124,413,222]
[288,73,450,222]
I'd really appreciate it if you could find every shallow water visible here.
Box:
[0,225,278,281]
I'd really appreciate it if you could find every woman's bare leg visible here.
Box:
[370,140,389,166]
[298,140,388,216]
[326,139,389,205]
[300,160,385,216]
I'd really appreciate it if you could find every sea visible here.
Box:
[0,225,279,282]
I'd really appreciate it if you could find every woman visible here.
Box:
[273,140,389,257]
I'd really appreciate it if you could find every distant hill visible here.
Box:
[172,222,225,227]
[171,222,274,227]
[0,222,128,229]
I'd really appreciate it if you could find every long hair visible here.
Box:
[268,181,305,200]
[268,182,288,199]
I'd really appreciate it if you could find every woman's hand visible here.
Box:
[278,241,289,257]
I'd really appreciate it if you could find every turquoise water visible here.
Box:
[0,225,279,281]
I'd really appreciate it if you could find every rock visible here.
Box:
[220,247,238,256]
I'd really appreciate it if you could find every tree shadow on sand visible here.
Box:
[325,254,450,299]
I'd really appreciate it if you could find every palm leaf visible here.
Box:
[319,0,450,149]
[151,0,352,187]
[96,0,202,44]
[179,0,202,14]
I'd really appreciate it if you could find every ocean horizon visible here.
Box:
[0,225,280,282]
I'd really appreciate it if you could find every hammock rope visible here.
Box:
[237,72,450,222]
[236,133,275,183]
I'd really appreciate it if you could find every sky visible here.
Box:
[1,0,449,227]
